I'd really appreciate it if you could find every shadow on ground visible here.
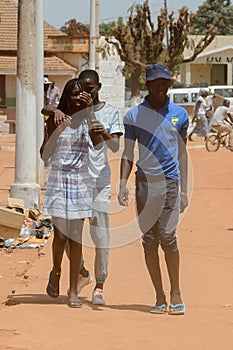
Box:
[4,294,151,313]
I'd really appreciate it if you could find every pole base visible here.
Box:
[10,183,41,209]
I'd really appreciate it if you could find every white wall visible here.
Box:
[98,37,125,108]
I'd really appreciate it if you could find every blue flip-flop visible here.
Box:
[68,298,82,308]
[168,303,185,315]
[46,270,60,298]
[150,304,167,314]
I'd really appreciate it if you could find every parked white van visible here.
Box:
[167,87,200,115]
[168,85,233,115]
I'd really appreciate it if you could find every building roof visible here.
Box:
[0,54,77,74]
[0,0,66,51]
[196,46,233,58]
[0,0,18,50]
[183,35,233,60]
[44,55,77,74]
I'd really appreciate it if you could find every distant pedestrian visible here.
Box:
[205,91,215,126]
[188,88,209,141]
[47,81,60,105]
[43,76,52,106]
[210,99,233,151]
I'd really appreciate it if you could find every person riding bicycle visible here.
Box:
[210,99,233,151]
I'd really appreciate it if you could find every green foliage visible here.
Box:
[191,0,233,35]
[99,21,116,36]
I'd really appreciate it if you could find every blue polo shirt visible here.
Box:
[124,97,189,180]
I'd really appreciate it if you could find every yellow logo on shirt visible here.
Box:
[171,117,179,126]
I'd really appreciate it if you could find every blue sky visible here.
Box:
[41,0,205,29]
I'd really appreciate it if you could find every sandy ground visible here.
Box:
[0,125,233,350]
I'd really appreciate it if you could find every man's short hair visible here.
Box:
[79,69,99,84]
[199,88,208,96]
[223,99,230,107]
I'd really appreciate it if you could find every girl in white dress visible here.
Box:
[40,78,100,308]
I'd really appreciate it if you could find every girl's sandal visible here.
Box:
[68,298,82,308]
[46,270,61,298]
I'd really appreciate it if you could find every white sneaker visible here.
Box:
[92,288,105,305]
[77,272,92,294]
[67,272,92,295]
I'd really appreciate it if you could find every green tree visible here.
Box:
[105,1,216,102]
[99,21,116,36]
[190,0,233,35]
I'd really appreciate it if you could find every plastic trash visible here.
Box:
[0,237,5,248]
[19,225,31,238]
[4,238,15,247]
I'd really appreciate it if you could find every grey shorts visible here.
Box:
[135,177,180,253]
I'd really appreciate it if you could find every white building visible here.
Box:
[181,35,233,86]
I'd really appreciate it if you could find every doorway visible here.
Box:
[211,64,227,85]
[0,75,6,106]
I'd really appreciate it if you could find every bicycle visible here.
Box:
[205,131,230,152]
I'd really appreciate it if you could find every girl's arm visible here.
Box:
[40,110,71,161]
[40,119,71,162]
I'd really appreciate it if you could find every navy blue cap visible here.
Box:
[146,64,171,81]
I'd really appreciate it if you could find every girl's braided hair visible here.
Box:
[58,78,88,115]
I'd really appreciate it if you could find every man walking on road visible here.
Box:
[118,64,189,315]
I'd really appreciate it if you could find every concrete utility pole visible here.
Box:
[95,0,100,71]
[95,0,99,38]
[10,0,40,208]
[164,0,169,52]
[36,0,44,186]
[89,0,96,69]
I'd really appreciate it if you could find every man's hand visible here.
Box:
[79,92,93,107]
[57,118,72,133]
[118,185,129,207]
[180,192,188,213]
[54,109,71,126]
[89,120,106,135]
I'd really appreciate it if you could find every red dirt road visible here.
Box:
[0,133,233,350]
